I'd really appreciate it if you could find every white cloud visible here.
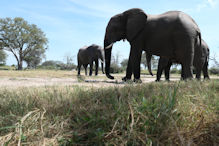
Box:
[67,0,125,18]
[207,0,218,7]
[196,0,218,12]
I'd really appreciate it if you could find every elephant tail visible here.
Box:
[198,32,202,46]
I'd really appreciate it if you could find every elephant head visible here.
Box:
[104,8,148,79]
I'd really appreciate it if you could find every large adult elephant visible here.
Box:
[104,8,201,82]
[77,44,104,76]
[156,39,210,81]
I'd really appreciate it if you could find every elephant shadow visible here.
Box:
[84,79,125,85]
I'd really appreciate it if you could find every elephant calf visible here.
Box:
[156,39,210,81]
[77,44,104,76]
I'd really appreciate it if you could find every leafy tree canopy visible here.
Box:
[0,17,48,70]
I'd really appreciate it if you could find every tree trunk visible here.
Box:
[17,61,23,70]
[17,51,23,70]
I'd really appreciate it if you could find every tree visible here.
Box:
[24,48,46,68]
[120,58,128,68]
[111,52,120,65]
[0,17,48,70]
[0,50,7,65]
[141,52,147,69]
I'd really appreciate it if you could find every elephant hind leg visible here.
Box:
[164,62,172,81]
[83,64,88,76]
[156,59,163,82]
[77,64,82,75]
[195,68,202,80]
[156,58,168,82]
[174,36,195,79]
[95,60,99,76]
[203,60,210,79]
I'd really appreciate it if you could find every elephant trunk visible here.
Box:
[146,53,153,76]
[104,39,114,79]
[101,62,104,74]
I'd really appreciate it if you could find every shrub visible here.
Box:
[170,68,181,74]
[110,63,124,73]
[209,67,219,75]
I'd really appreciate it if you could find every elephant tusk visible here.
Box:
[105,43,114,49]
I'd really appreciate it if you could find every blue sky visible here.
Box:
[0,0,219,66]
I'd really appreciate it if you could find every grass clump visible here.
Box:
[0,80,218,145]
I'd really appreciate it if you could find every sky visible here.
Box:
[0,0,219,66]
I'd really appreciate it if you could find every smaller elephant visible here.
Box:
[156,39,210,81]
[77,44,104,76]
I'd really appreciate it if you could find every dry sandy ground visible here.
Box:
[0,73,188,89]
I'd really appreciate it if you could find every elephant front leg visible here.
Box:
[131,46,142,82]
[77,64,81,76]
[122,57,132,81]
[89,62,93,76]
[95,60,99,76]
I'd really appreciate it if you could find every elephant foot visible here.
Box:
[106,74,114,80]
[122,76,131,82]
[195,78,201,81]
[204,76,210,80]
[133,78,142,83]
[155,79,160,82]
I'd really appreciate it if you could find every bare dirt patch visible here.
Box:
[0,74,175,89]
[0,70,217,88]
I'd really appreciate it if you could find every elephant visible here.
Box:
[104,8,201,82]
[77,44,104,76]
[156,39,210,81]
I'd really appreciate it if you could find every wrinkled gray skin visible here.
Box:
[104,8,201,82]
[156,39,210,81]
[77,44,104,76]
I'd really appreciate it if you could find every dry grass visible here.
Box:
[0,80,218,145]
[0,70,75,78]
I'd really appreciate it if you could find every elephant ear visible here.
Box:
[125,9,147,42]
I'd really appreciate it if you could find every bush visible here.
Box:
[59,63,77,70]
[170,68,181,74]
[39,60,77,70]
[110,63,124,73]
[209,67,219,75]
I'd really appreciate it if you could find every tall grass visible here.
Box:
[0,80,218,145]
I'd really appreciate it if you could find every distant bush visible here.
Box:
[59,63,77,70]
[209,67,219,75]
[38,60,77,70]
[170,68,181,74]
[110,63,124,73]
[0,65,16,70]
